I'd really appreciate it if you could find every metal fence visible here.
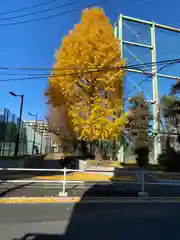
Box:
[0,167,180,197]
[0,108,52,156]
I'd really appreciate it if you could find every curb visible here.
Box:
[1,197,180,204]
[0,197,81,204]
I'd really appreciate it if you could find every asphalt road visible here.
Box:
[1,181,180,197]
[1,202,180,239]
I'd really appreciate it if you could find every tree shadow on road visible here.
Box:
[12,185,180,240]
[11,166,140,239]
[10,182,141,240]
[12,233,61,240]
[11,168,180,240]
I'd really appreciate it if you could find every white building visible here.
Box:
[24,120,49,135]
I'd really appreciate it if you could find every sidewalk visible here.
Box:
[33,172,136,181]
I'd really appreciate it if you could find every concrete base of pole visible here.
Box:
[138,192,149,197]
[59,192,68,197]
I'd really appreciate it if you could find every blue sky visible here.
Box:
[0,0,180,121]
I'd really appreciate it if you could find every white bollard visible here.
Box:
[59,167,68,197]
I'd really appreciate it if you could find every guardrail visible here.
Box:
[0,167,180,197]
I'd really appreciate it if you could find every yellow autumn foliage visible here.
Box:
[46,7,127,141]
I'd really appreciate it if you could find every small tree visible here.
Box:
[159,95,180,171]
[160,95,180,137]
[46,8,128,160]
[128,93,152,167]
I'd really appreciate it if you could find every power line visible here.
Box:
[0,58,179,84]
[0,0,106,27]
[0,0,58,16]
[0,72,51,76]
[129,58,180,70]
[0,75,50,82]
[0,0,82,22]
[0,58,180,82]
[126,57,176,95]
[0,8,78,27]
[0,57,179,72]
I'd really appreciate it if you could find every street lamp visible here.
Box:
[28,112,38,154]
[9,91,24,156]
[9,91,17,97]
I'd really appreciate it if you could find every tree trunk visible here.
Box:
[80,140,88,159]
[95,141,105,163]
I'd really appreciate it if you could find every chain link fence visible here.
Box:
[0,108,52,157]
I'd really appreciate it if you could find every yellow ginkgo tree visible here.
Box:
[46,7,128,159]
